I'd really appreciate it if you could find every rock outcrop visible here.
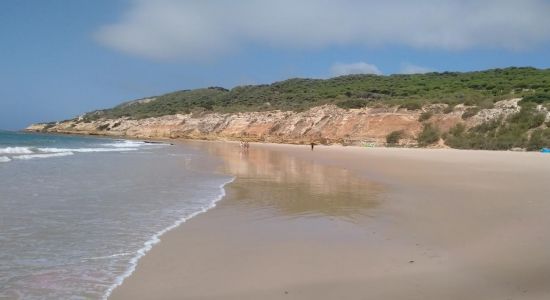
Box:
[27,100,525,146]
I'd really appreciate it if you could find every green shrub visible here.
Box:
[418,111,433,122]
[445,134,469,149]
[417,124,440,146]
[399,101,423,111]
[526,128,550,151]
[530,113,546,129]
[386,130,404,146]
[443,105,454,114]
[443,123,471,149]
[449,123,466,136]
[462,107,480,119]
[470,117,501,133]
[522,93,550,104]
[508,103,546,129]
[336,99,369,109]
[478,99,495,109]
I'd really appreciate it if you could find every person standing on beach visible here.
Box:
[310,142,315,151]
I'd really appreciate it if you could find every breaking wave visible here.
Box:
[0,139,169,163]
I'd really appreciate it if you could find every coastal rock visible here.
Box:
[26,100,519,146]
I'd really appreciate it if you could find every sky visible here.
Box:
[1,0,550,130]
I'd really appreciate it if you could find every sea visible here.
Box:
[0,130,233,299]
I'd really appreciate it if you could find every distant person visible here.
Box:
[310,142,315,151]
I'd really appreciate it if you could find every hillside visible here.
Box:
[82,67,550,119]
[29,67,550,151]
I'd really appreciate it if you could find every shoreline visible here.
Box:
[102,175,236,300]
[110,140,550,299]
[109,140,387,299]
[0,136,236,299]
[21,128,550,154]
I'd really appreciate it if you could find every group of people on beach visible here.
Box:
[240,141,250,152]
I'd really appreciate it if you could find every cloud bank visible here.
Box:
[331,62,382,76]
[95,0,550,61]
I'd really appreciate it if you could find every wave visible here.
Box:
[13,152,75,160]
[83,252,134,261]
[0,147,34,154]
[102,176,236,300]
[102,140,147,148]
[38,147,138,153]
[0,139,168,164]
[102,140,168,148]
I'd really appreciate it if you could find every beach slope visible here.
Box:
[111,143,550,300]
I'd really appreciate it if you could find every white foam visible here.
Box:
[83,252,133,261]
[38,147,138,153]
[0,147,33,154]
[0,139,165,164]
[13,152,74,160]
[102,176,235,300]
[102,141,145,148]
[102,140,168,148]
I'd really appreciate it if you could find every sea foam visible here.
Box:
[0,132,227,299]
[38,147,138,153]
[13,152,75,160]
[0,139,166,163]
[102,176,235,300]
[102,140,148,148]
[0,147,34,154]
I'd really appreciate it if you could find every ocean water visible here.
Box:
[0,131,233,299]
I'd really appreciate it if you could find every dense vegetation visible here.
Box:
[417,124,441,147]
[386,130,405,146]
[83,67,550,120]
[444,103,550,150]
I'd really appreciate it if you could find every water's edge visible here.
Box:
[102,176,236,300]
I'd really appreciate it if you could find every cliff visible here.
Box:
[26,99,526,147]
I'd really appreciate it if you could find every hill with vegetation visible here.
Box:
[83,67,550,120]
[36,67,550,151]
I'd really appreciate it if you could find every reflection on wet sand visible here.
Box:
[194,142,383,220]
[112,142,550,300]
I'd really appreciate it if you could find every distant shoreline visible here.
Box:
[22,128,550,154]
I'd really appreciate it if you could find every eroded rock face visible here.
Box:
[26,100,522,146]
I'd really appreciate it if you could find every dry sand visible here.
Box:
[110,142,550,300]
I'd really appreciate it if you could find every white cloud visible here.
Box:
[331,62,382,76]
[95,0,550,61]
[400,63,435,74]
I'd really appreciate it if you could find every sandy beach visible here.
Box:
[110,142,550,300]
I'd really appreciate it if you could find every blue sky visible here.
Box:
[1,0,550,130]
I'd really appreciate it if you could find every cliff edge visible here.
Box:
[27,100,527,147]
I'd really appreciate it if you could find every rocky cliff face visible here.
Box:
[27,100,524,146]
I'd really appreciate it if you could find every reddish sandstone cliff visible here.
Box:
[27,100,523,146]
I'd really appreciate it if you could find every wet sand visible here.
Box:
[110,142,550,300]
